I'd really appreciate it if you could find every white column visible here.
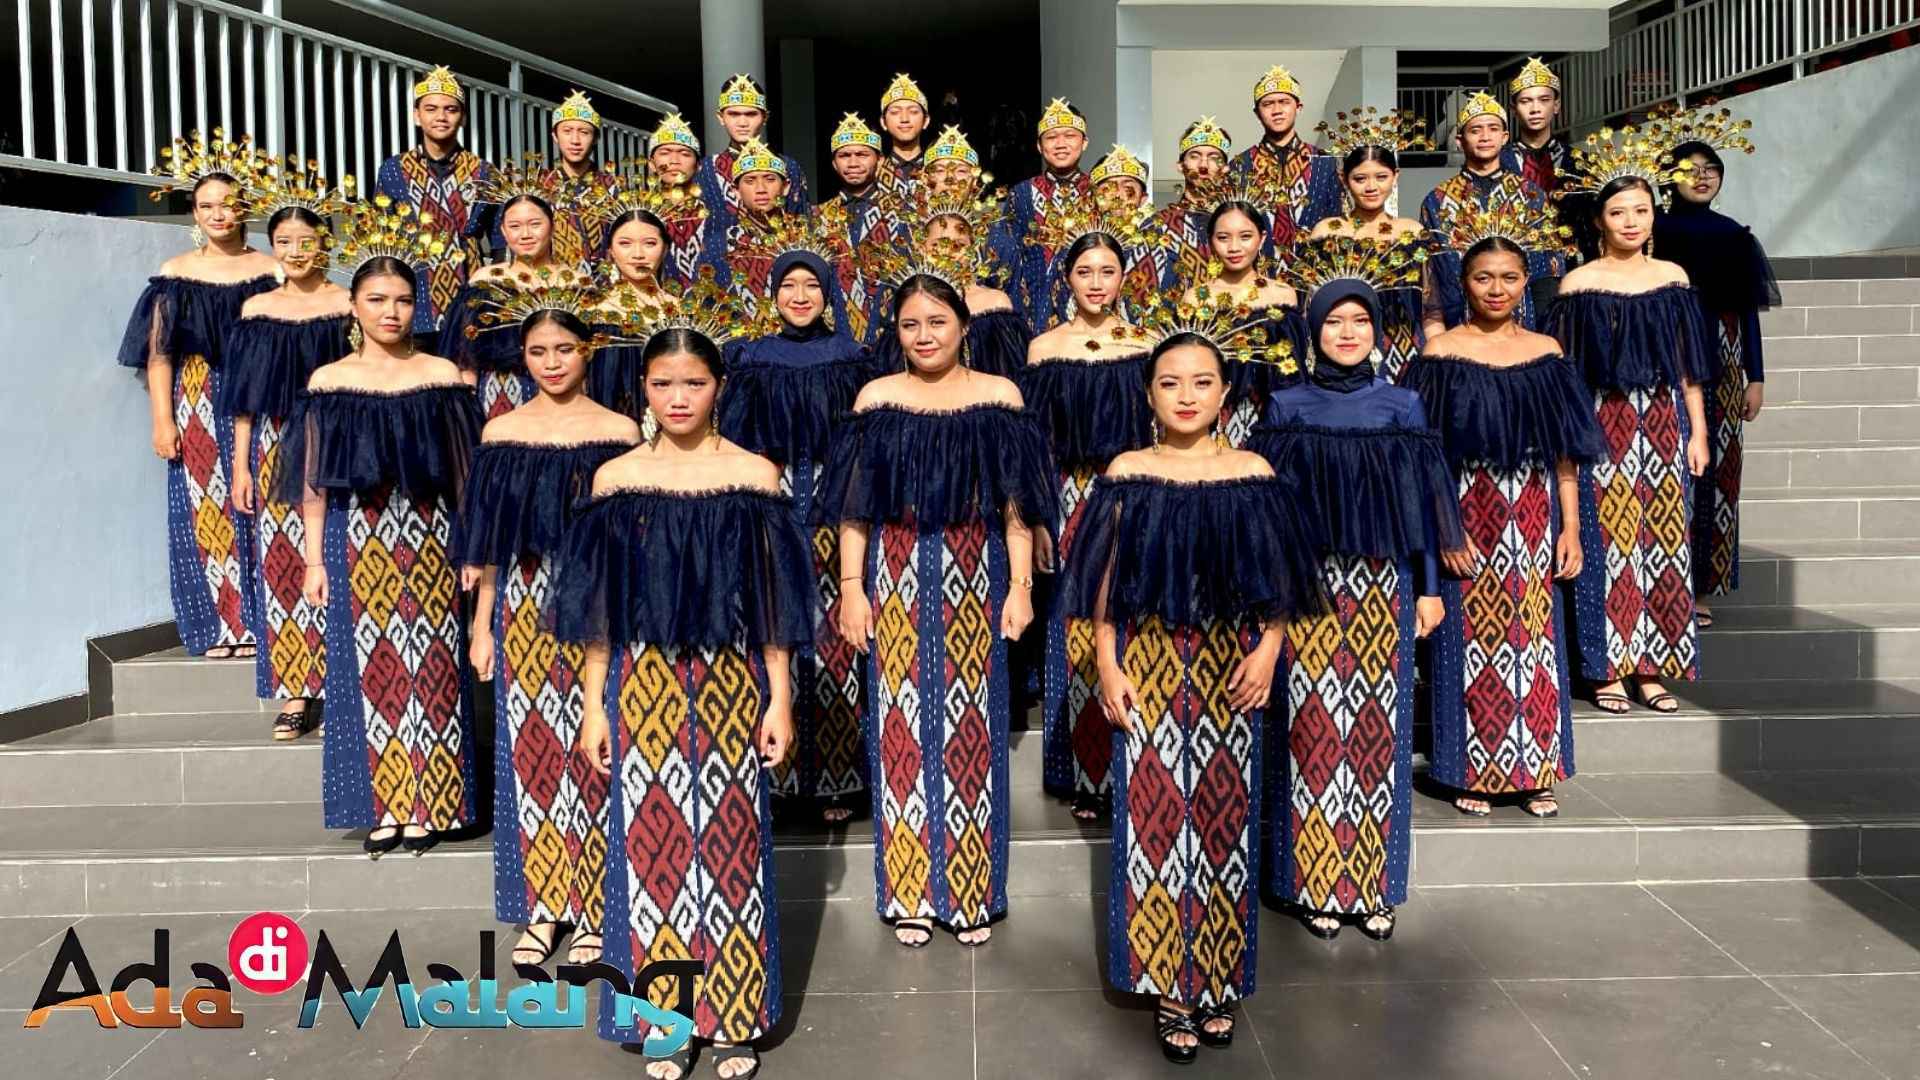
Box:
[778,37,816,193]
[699,0,764,150]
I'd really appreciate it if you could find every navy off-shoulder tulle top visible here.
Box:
[1019,353,1154,469]
[1400,353,1605,471]
[1251,381,1466,561]
[1060,474,1327,626]
[116,275,277,371]
[717,326,877,465]
[867,306,1034,380]
[814,402,1058,531]
[1545,283,1715,392]
[221,313,352,420]
[275,384,482,505]
[436,283,524,374]
[549,487,814,650]
[457,439,635,567]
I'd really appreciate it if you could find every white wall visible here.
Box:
[1148,48,1348,203]
[0,207,187,712]
[1710,47,1920,258]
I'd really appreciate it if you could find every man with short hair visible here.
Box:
[373,64,495,339]
[1229,65,1342,251]
[695,73,812,233]
[1158,116,1233,285]
[542,89,619,264]
[643,112,720,288]
[997,97,1092,330]
[1499,57,1577,192]
[818,113,906,343]
[876,72,931,200]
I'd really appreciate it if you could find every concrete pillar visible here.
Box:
[699,0,765,151]
[779,38,818,197]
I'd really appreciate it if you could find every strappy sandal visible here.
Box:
[566,929,602,964]
[1359,906,1396,942]
[893,917,932,949]
[512,923,560,967]
[1300,911,1341,940]
[1634,684,1680,713]
[272,704,316,741]
[1453,795,1492,817]
[644,1043,694,1080]
[1522,790,1561,819]
[1695,606,1715,628]
[233,643,257,659]
[710,1043,760,1079]
[821,794,857,825]
[954,924,992,947]
[204,645,237,660]
[1592,689,1632,714]
[1156,1001,1199,1065]
[1193,1004,1235,1048]
[1070,792,1105,821]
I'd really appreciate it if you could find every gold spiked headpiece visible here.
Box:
[464,264,610,343]
[328,194,465,279]
[1037,97,1087,137]
[1457,91,1507,129]
[1558,122,1696,206]
[475,152,567,208]
[596,168,706,228]
[648,112,701,154]
[412,65,464,103]
[926,125,981,168]
[830,112,884,152]
[1024,186,1174,263]
[1443,180,1575,253]
[1645,101,1757,157]
[622,265,748,350]
[1316,106,1437,157]
[881,72,928,112]
[1252,65,1303,104]
[1131,282,1297,375]
[553,90,602,129]
[1509,57,1561,96]
[147,128,268,204]
[1282,232,1431,297]
[731,137,788,180]
[729,208,850,277]
[885,184,1007,290]
[231,155,355,223]
[1090,145,1149,189]
[1178,116,1231,157]
[716,73,768,113]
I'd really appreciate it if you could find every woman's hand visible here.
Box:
[468,625,494,681]
[757,698,794,768]
[1441,535,1482,580]
[151,418,181,461]
[1414,595,1445,639]
[1032,529,1057,575]
[1001,583,1034,641]
[460,565,482,592]
[579,702,612,777]
[838,588,874,654]
[230,455,255,514]
[1554,529,1584,580]
[1742,381,1765,422]
[1097,661,1138,734]
[1686,431,1710,477]
[302,563,327,608]
[1226,638,1283,712]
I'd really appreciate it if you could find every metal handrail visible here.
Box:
[7,0,674,190]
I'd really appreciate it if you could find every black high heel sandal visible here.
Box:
[1359,906,1396,942]
[1300,910,1342,940]
[363,826,402,859]
[892,917,932,949]
[1193,1004,1235,1048]
[1156,1001,1199,1065]
[711,1043,760,1079]
[643,1043,694,1080]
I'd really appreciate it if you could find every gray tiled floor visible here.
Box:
[5,880,1919,1078]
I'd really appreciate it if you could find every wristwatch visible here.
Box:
[1011,573,1034,590]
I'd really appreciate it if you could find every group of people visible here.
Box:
[117,55,1778,1076]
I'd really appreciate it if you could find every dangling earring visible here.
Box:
[960,338,973,369]
[347,322,365,353]
[189,224,207,251]
[273,263,288,285]
[642,406,661,446]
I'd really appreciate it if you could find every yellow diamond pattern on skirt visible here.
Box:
[407,538,454,628]
[1127,627,1180,729]
[1464,568,1519,654]
[506,592,559,700]
[191,485,237,556]
[1126,880,1183,993]
[884,820,930,913]
[372,740,415,813]
[877,591,917,687]
[1194,883,1247,1005]
[707,923,769,1043]
[1352,587,1398,684]
[621,648,683,773]
[350,537,401,630]
[526,819,571,914]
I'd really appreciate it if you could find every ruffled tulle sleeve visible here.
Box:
[1249,420,1465,560]
[1061,475,1327,625]
[716,341,877,464]
[549,488,815,650]
[1545,284,1715,391]
[967,307,1034,379]
[1401,353,1604,470]
[220,314,352,419]
[457,440,634,568]
[115,275,275,373]
[814,403,1059,531]
[1018,355,1154,469]
[274,384,482,506]
[435,285,524,374]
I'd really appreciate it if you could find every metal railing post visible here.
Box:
[1792,0,1808,78]
[506,59,522,162]
[260,0,281,156]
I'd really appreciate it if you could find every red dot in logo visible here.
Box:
[227,912,308,995]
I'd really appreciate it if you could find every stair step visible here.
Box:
[1745,401,1920,446]
[1722,539,1920,606]
[1742,486,1920,541]
[1699,604,1920,681]
[1573,679,1920,772]
[111,647,264,717]
[5,768,1917,915]
[1745,443,1920,490]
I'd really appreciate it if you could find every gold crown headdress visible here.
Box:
[1283,232,1431,297]
[1037,97,1087,137]
[596,167,707,228]
[1316,106,1437,157]
[1130,283,1298,375]
[1509,57,1561,96]
[731,137,788,180]
[926,125,981,168]
[1026,187,1174,260]
[830,112,883,152]
[553,89,602,129]
[880,72,928,112]
[1252,65,1303,104]
[880,184,1008,291]
[1178,116,1231,157]
[716,73,768,113]
[1645,101,1757,158]
[648,112,701,154]
[730,207,850,274]
[475,152,567,208]
[1443,180,1575,253]
[464,264,610,342]
[231,155,355,223]
[328,194,466,279]
[1557,122,1697,206]
[412,65,464,103]
[622,265,747,349]
[1090,145,1149,189]
[1456,91,1508,129]
[147,128,268,204]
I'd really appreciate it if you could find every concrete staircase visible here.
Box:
[6,275,1920,917]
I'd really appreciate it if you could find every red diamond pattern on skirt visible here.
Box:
[513,707,567,807]
[1127,749,1181,870]
[633,782,694,913]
